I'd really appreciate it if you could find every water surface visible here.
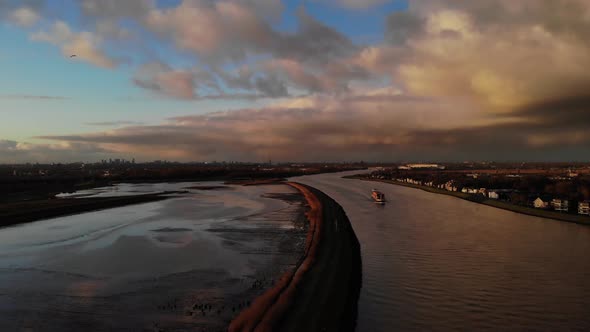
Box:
[294,171,590,331]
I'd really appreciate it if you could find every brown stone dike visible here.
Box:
[228,182,362,332]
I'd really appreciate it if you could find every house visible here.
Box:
[533,197,551,209]
[462,187,479,194]
[488,189,514,201]
[444,181,457,192]
[551,199,569,212]
[579,201,590,215]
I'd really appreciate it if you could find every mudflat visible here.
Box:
[0,182,309,331]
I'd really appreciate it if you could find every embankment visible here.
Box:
[228,182,362,332]
[353,176,590,226]
[0,192,179,228]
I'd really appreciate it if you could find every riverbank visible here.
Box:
[229,182,362,332]
[349,176,590,226]
[0,192,181,228]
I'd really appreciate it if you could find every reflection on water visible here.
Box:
[294,171,590,331]
[0,182,307,331]
[55,182,188,198]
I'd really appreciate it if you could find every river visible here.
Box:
[293,171,590,331]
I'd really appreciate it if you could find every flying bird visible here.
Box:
[69,54,76,58]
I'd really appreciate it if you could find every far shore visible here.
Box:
[0,192,182,228]
[348,176,590,226]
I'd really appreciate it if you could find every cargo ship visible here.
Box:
[371,189,385,204]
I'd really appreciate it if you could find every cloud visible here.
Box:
[85,121,144,126]
[9,0,369,98]
[144,2,355,65]
[133,62,197,99]
[316,0,391,10]
[133,62,235,100]
[145,1,275,62]
[0,94,69,100]
[94,20,133,40]
[0,2,44,30]
[5,0,590,161]
[80,0,154,19]
[134,61,292,99]
[35,82,590,162]
[379,0,590,114]
[9,6,40,27]
[30,20,118,68]
[512,94,590,129]
[0,139,113,163]
[253,74,289,98]
[32,91,492,162]
[0,140,18,150]
[385,11,424,44]
[275,9,358,64]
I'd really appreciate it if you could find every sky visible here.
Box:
[1,0,590,163]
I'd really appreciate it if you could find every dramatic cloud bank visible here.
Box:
[2,0,590,162]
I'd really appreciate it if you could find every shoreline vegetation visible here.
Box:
[0,192,182,228]
[348,175,590,226]
[229,182,362,332]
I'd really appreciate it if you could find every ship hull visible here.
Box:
[371,189,386,204]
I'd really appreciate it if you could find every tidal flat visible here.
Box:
[0,182,308,331]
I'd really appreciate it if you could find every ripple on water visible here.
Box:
[294,171,590,331]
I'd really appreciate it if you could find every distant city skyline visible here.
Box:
[1,0,590,163]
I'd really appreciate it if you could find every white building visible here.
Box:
[551,199,569,212]
[579,201,590,215]
[462,187,478,194]
[444,181,457,192]
[405,164,445,170]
